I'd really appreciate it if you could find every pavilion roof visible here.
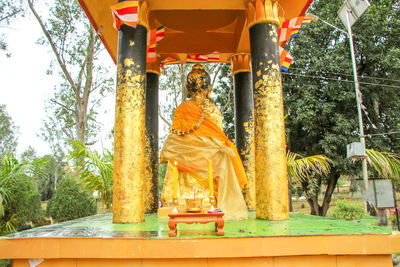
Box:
[78,0,313,64]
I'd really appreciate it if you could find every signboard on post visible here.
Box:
[375,180,395,208]
[338,0,371,29]
[358,178,395,208]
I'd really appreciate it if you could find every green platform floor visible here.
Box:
[3,212,395,239]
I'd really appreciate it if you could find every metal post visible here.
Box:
[345,10,368,190]
[392,182,400,231]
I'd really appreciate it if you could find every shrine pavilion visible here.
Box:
[1,1,399,266]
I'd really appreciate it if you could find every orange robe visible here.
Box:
[161,100,248,220]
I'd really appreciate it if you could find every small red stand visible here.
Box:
[168,212,225,237]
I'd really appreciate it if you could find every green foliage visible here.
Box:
[159,64,190,140]
[21,147,66,201]
[330,199,364,221]
[211,64,235,138]
[5,182,42,229]
[158,163,167,195]
[0,259,12,267]
[390,214,399,230]
[292,186,304,198]
[280,0,400,215]
[0,155,43,235]
[0,105,18,156]
[284,0,400,173]
[46,177,96,222]
[68,141,113,209]
[366,148,400,182]
[287,151,332,184]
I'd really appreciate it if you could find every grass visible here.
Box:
[291,184,400,231]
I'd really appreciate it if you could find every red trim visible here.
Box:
[78,0,117,64]
[300,0,314,16]
[114,6,138,15]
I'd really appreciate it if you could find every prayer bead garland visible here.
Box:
[171,99,208,136]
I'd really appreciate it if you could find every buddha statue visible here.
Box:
[160,64,248,220]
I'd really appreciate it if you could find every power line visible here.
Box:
[365,131,400,138]
[288,66,400,84]
[282,72,400,90]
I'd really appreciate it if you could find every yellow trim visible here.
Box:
[146,70,160,75]
[113,1,138,9]
[232,69,251,75]
[248,18,279,29]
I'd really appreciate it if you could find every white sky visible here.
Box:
[0,13,116,157]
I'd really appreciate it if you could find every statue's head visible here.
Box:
[186,64,211,98]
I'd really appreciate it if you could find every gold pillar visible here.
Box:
[113,23,147,223]
[231,54,256,210]
[248,0,289,220]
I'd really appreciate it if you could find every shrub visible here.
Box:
[390,215,399,230]
[330,199,364,221]
[0,155,44,235]
[1,179,42,234]
[46,178,96,222]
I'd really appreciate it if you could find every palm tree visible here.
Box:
[287,151,333,184]
[68,141,113,210]
[287,151,333,215]
[0,154,44,234]
[365,149,400,182]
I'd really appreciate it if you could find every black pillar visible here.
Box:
[234,70,255,210]
[249,21,289,220]
[234,71,253,159]
[145,72,159,213]
[113,23,147,223]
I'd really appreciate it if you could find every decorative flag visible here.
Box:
[206,51,220,62]
[111,1,139,30]
[227,63,233,73]
[147,44,157,62]
[279,47,293,71]
[186,52,220,63]
[278,16,312,43]
[146,26,165,62]
[162,57,179,65]
[160,57,179,70]
[186,54,208,63]
[155,26,165,43]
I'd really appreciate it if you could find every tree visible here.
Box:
[20,147,66,200]
[27,0,114,153]
[287,152,332,213]
[46,177,96,222]
[287,152,332,184]
[365,148,400,183]
[0,0,24,55]
[0,105,18,156]
[68,141,113,209]
[0,154,43,235]
[158,64,191,138]
[282,0,400,215]
[211,64,235,138]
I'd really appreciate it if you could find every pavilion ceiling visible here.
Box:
[78,0,313,64]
